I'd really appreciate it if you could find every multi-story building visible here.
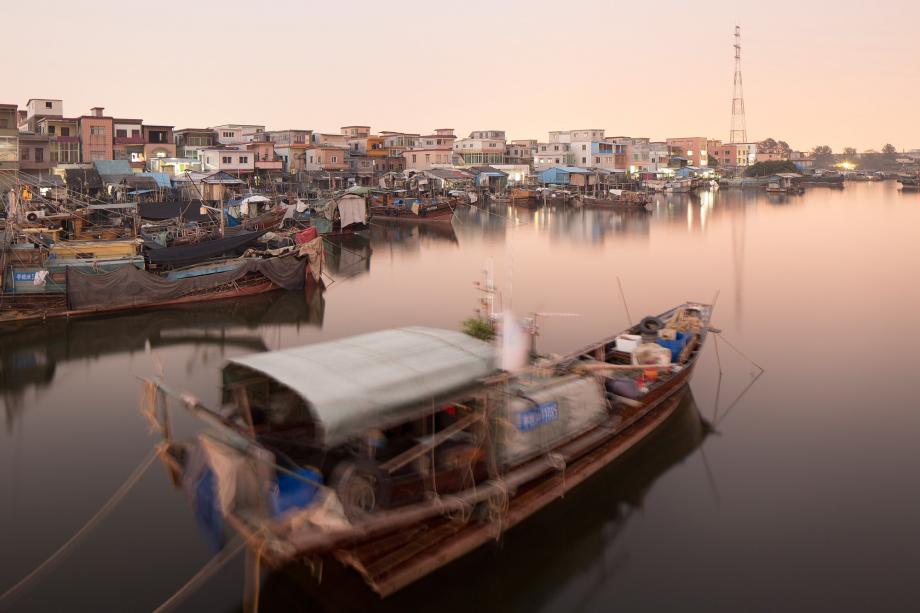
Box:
[17,133,51,174]
[79,107,114,162]
[174,128,218,158]
[200,147,255,174]
[665,137,710,167]
[245,141,283,172]
[710,142,758,167]
[341,125,370,138]
[648,142,671,170]
[311,133,348,147]
[505,139,536,166]
[21,98,64,132]
[0,104,19,172]
[549,129,605,144]
[403,147,454,171]
[533,141,574,169]
[453,130,506,165]
[211,124,265,145]
[112,117,145,169]
[303,145,348,171]
[35,116,80,164]
[143,124,176,164]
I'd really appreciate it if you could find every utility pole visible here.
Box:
[730,25,748,144]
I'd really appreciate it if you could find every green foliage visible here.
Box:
[882,143,897,156]
[462,317,496,341]
[813,145,833,156]
[707,154,719,168]
[843,147,857,156]
[744,160,798,177]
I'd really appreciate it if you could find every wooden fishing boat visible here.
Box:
[369,200,454,223]
[0,250,317,328]
[764,173,805,194]
[897,175,920,191]
[579,190,651,209]
[144,302,712,597]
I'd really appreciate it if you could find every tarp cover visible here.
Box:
[139,200,210,222]
[228,327,496,446]
[66,255,306,310]
[145,230,267,267]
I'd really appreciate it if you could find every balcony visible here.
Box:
[255,159,283,170]
[114,136,145,144]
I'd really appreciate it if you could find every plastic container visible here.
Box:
[656,331,688,361]
[615,334,642,353]
[272,467,323,516]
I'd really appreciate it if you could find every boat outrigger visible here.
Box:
[143,301,713,597]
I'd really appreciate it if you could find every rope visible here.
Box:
[152,538,246,613]
[0,448,158,606]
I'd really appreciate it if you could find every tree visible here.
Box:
[759,137,779,151]
[882,143,897,156]
[813,145,832,156]
[744,160,799,177]
[843,147,857,156]
[777,140,792,156]
[707,154,719,168]
[812,145,834,168]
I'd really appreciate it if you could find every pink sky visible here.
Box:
[2,0,918,152]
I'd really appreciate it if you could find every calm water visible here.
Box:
[3,182,920,612]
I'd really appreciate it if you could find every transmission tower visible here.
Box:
[730,25,747,143]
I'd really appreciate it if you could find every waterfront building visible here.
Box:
[174,128,218,158]
[20,98,64,133]
[17,132,51,174]
[534,141,574,169]
[200,146,255,174]
[35,116,80,164]
[211,123,265,145]
[0,104,20,172]
[665,137,710,167]
[79,107,114,162]
[505,140,535,166]
[453,130,506,165]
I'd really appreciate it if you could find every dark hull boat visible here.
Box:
[145,302,712,597]
[144,230,268,269]
[369,202,454,223]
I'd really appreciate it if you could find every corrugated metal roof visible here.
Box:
[92,160,133,176]
[139,172,172,189]
[228,327,496,447]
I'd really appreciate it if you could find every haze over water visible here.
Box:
[3,182,920,612]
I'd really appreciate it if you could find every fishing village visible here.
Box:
[4,5,920,612]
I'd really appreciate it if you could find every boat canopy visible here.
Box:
[227,327,496,447]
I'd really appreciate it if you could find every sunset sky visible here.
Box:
[2,0,918,151]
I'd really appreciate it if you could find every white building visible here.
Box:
[200,147,255,173]
[210,124,266,145]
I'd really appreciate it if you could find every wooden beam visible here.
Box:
[379,411,483,474]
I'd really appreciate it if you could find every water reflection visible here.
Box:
[0,291,324,431]
[255,393,711,613]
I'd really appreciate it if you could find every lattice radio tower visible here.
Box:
[730,25,747,143]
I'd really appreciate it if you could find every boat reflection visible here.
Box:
[255,391,712,613]
[368,219,459,252]
[0,290,324,431]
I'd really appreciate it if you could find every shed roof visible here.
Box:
[228,327,496,446]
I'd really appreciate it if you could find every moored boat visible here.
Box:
[143,301,713,597]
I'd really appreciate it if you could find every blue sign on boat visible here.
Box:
[14,272,36,282]
[518,401,559,432]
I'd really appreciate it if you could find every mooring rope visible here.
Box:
[0,447,159,606]
[152,537,247,613]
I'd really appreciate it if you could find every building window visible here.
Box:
[91,126,105,136]
[582,157,586,164]
[222,156,232,164]
[331,156,337,163]
[35,148,43,162]
[116,129,128,138]
[48,125,56,135]
[21,147,29,160]
[412,154,417,163]
[239,156,248,163]
[60,127,69,136]
[45,101,53,109]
